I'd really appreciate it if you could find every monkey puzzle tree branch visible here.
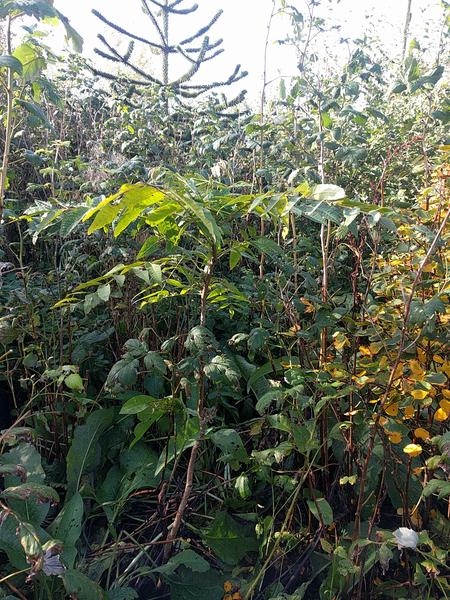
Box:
[141,0,167,45]
[182,64,248,90]
[179,10,223,45]
[185,38,223,53]
[92,9,167,51]
[149,0,198,14]
[96,34,163,85]
[172,36,209,86]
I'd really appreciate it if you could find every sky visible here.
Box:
[51,0,445,103]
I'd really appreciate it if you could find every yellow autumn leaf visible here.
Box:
[333,332,350,351]
[439,399,450,413]
[359,346,372,356]
[300,298,315,313]
[369,342,382,355]
[433,355,444,364]
[403,405,415,419]
[441,362,450,377]
[385,402,399,416]
[434,408,448,422]
[409,360,425,380]
[442,389,450,399]
[224,582,233,593]
[379,356,388,369]
[403,443,423,457]
[414,428,430,440]
[411,389,428,400]
[387,431,402,444]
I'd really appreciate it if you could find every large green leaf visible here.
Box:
[66,409,115,497]
[0,54,23,74]
[154,549,210,575]
[308,184,346,202]
[169,566,224,600]
[203,512,258,564]
[62,570,106,600]
[12,42,45,81]
[48,492,84,567]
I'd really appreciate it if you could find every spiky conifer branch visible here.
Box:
[92,0,247,104]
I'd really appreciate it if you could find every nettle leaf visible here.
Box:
[211,429,248,466]
[154,549,210,575]
[64,373,84,392]
[203,512,258,564]
[185,326,218,353]
[106,358,139,387]
[106,588,138,600]
[204,355,241,387]
[248,327,270,353]
[144,351,167,374]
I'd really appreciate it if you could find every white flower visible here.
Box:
[393,527,419,550]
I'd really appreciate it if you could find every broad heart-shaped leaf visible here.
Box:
[204,354,241,387]
[169,566,224,600]
[203,512,258,564]
[154,549,210,575]
[13,42,46,81]
[48,492,84,568]
[0,54,23,74]
[66,409,115,497]
[62,570,106,600]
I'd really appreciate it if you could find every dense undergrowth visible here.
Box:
[0,1,449,599]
